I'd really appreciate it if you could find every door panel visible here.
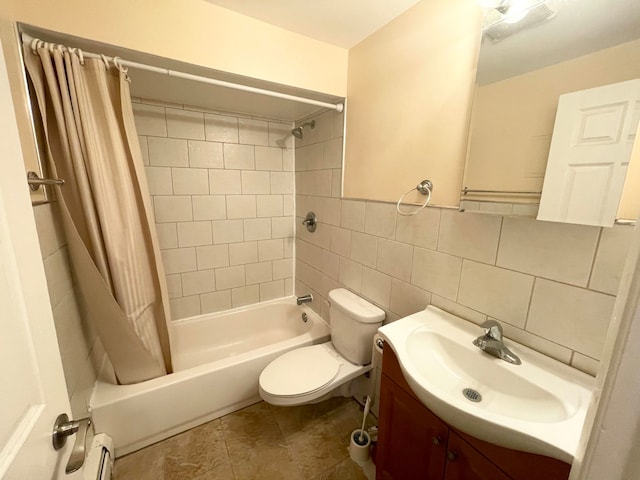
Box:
[0,29,73,479]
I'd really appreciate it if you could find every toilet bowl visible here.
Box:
[259,289,385,406]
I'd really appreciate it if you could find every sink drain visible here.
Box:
[463,388,482,402]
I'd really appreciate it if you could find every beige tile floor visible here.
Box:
[114,398,373,480]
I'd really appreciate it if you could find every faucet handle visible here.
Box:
[480,320,503,341]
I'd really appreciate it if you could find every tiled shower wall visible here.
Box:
[33,204,101,416]
[295,110,634,378]
[133,99,295,320]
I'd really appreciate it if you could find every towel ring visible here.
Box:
[396,180,433,216]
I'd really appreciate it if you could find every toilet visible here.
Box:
[259,288,385,406]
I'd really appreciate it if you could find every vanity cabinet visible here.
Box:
[376,347,571,480]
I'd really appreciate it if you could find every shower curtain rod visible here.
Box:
[21,33,344,113]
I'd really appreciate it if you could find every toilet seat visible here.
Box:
[259,342,372,406]
[259,344,339,397]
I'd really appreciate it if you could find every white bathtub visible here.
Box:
[90,297,330,456]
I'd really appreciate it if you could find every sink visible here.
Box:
[378,306,595,463]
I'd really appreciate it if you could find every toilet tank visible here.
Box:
[328,289,385,365]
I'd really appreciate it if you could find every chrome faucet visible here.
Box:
[296,294,313,305]
[473,320,521,365]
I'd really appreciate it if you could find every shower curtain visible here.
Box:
[23,44,172,384]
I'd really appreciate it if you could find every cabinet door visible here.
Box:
[376,373,448,480]
[444,431,512,480]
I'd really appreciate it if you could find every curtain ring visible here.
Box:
[77,48,85,65]
[112,56,130,82]
[100,54,111,70]
[30,37,39,54]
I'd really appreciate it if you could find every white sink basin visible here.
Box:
[378,306,595,463]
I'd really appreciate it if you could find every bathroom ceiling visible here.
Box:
[204,0,422,48]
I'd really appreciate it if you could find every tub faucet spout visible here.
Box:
[296,294,313,305]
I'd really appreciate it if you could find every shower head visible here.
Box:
[291,120,316,139]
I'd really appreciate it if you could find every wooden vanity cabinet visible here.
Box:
[376,347,571,480]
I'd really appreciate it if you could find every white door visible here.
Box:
[0,36,75,479]
[537,78,640,227]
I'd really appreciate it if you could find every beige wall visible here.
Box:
[465,39,640,211]
[0,0,348,96]
[344,0,483,206]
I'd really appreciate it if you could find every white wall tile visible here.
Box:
[155,223,178,249]
[244,218,272,242]
[161,247,197,274]
[33,204,66,259]
[268,122,292,148]
[272,217,293,239]
[350,232,378,268]
[500,323,573,365]
[226,195,257,219]
[231,285,260,308]
[411,248,461,300]
[201,290,232,314]
[239,118,268,146]
[181,269,215,296]
[246,261,273,285]
[321,197,341,226]
[154,196,192,223]
[571,352,599,377]
[395,207,440,249]
[255,146,283,171]
[192,195,227,221]
[212,219,244,244]
[149,137,189,171]
[377,239,414,282]
[296,144,323,171]
[271,172,294,194]
[497,217,599,286]
[273,258,293,280]
[224,144,255,170]
[341,200,366,232]
[177,221,212,247]
[527,279,615,359]
[323,138,343,169]
[196,244,229,269]
[339,257,363,293]
[205,113,238,143]
[390,280,430,318]
[362,267,392,308]
[258,239,284,261]
[365,202,396,239]
[166,108,205,140]
[257,195,283,217]
[241,171,271,194]
[438,210,501,264]
[229,241,258,265]
[590,225,634,295]
[283,149,294,172]
[133,103,166,136]
[172,168,209,195]
[145,167,173,195]
[43,248,74,307]
[322,249,340,280]
[169,295,201,320]
[165,274,182,299]
[330,226,351,257]
[457,260,534,328]
[429,295,488,326]
[210,169,241,194]
[283,195,294,216]
[188,140,223,168]
[138,135,149,165]
[215,265,246,290]
[260,280,285,302]
[331,169,342,198]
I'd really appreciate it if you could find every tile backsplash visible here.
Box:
[295,111,633,377]
[133,99,295,320]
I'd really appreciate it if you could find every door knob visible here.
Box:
[52,413,92,473]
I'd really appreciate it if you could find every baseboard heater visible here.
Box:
[84,433,114,480]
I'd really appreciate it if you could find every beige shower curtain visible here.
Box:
[23,44,172,384]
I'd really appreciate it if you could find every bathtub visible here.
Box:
[90,297,330,456]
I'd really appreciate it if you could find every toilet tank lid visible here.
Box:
[328,288,385,323]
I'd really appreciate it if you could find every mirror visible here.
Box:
[461,0,640,224]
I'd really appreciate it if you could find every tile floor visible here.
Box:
[114,398,373,479]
